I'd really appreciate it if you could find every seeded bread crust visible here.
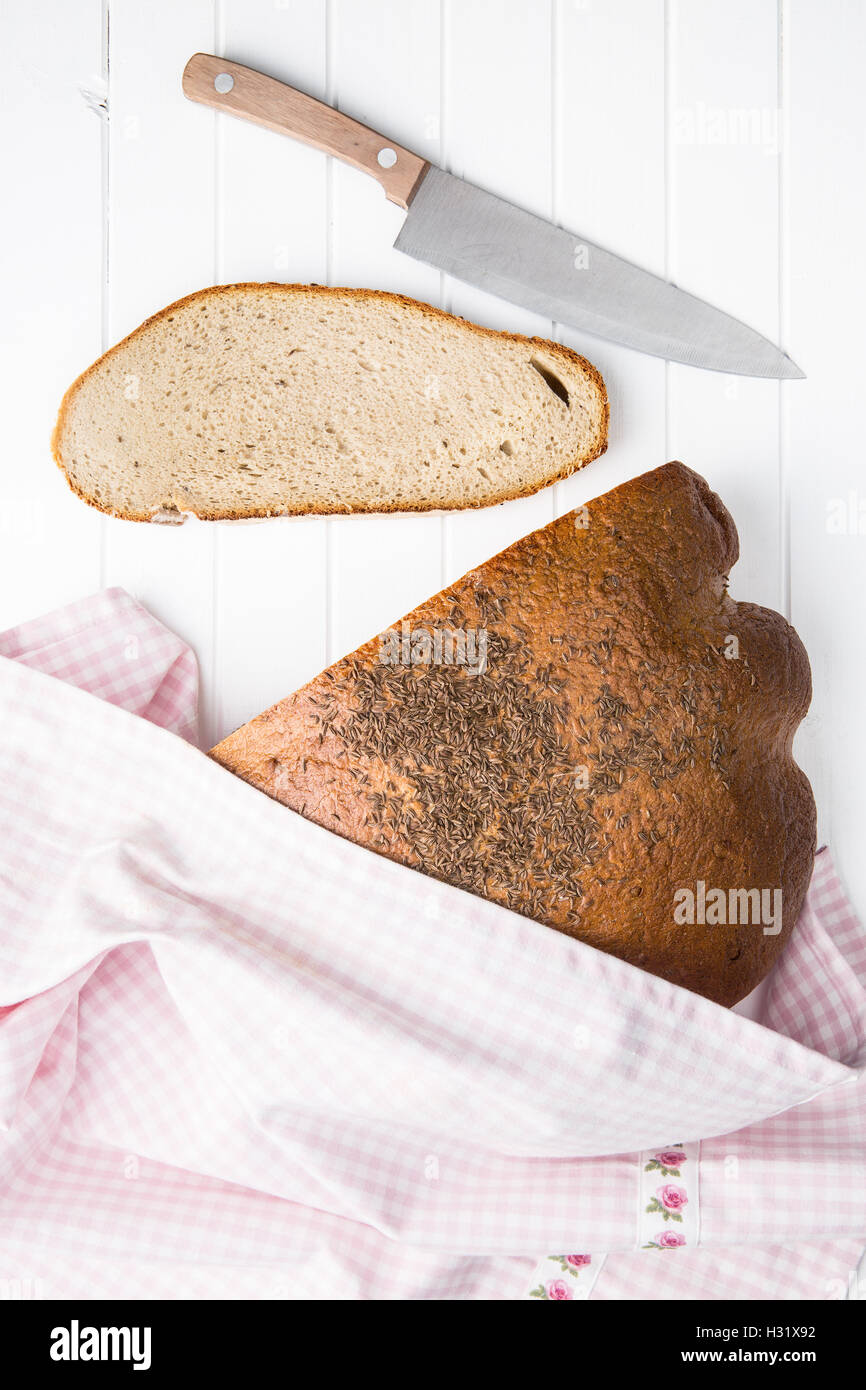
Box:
[210,462,816,1006]
[51,282,609,521]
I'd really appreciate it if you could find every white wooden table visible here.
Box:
[3,0,865,930]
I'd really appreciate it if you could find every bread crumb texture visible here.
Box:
[53,283,608,519]
[210,462,816,1006]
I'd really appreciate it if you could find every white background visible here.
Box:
[2,0,864,926]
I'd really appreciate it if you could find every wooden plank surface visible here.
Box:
[214,0,330,741]
[786,0,866,912]
[103,0,219,738]
[1,0,864,929]
[667,0,783,613]
[0,0,105,626]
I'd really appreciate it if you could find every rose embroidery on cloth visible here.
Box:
[645,1182,688,1222]
[549,1254,591,1276]
[530,1277,574,1300]
[643,1146,687,1177]
[530,1255,592,1297]
[643,1229,687,1250]
[638,1142,696,1255]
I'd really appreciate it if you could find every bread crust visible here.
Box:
[210,462,816,1007]
[52,282,609,521]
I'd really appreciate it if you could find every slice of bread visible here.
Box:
[52,283,608,521]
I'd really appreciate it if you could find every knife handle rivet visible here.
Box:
[377,147,397,169]
[213,72,234,94]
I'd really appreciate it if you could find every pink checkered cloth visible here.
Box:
[0,589,863,1301]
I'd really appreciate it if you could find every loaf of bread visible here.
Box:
[52,283,608,521]
[210,462,816,1005]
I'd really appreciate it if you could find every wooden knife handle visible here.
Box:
[182,53,429,210]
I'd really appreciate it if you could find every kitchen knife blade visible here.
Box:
[396,167,802,377]
[183,54,803,379]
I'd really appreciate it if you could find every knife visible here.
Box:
[182,53,803,379]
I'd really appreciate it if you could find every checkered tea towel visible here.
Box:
[0,590,863,1300]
